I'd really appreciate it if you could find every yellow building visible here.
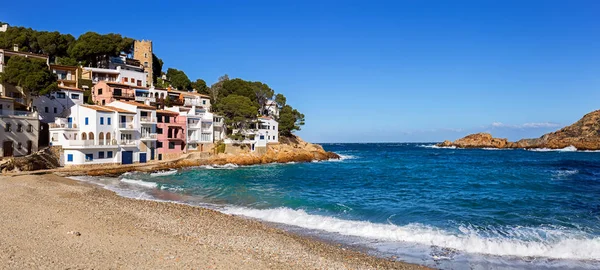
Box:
[133,40,153,87]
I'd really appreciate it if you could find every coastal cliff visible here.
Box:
[438,110,600,150]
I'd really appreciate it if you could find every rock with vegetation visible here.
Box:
[438,110,600,150]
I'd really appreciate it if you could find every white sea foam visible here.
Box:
[150,169,178,177]
[420,144,457,149]
[197,163,240,170]
[120,178,158,188]
[528,146,578,152]
[223,206,600,260]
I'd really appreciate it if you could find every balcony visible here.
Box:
[119,139,137,146]
[113,92,135,99]
[119,122,135,130]
[135,96,156,103]
[49,123,78,129]
[213,122,224,127]
[140,133,157,140]
[61,140,119,148]
[140,116,157,124]
[187,121,202,129]
[167,133,185,140]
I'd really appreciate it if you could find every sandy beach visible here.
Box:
[0,174,426,269]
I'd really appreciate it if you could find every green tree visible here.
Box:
[166,68,191,90]
[278,105,305,136]
[215,94,257,130]
[152,53,163,84]
[210,74,229,102]
[0,56,58,97]
[275,93,286,107]
[67,32,133,66]
[191,79,209,95]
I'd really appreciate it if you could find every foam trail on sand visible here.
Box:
[120,178,158,188]
[223,206,600,260]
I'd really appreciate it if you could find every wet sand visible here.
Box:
[0,174,427,269]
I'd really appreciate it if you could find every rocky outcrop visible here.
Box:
[438,110,600,150]
[1,147,61,173]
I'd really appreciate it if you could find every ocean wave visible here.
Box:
[197,163,240,170]
[223,206,600,260]
[120,178,158,189]
[150,169,178,177]
[419,144,457,149]
[528,146,578,152]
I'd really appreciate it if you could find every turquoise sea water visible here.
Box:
[75,143,600,269]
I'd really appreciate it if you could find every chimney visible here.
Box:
[13,44,18,52]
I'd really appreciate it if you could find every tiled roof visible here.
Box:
[114,100,156,110]
[81,105,117,113]
[103,106,136,114]
[156,110,179,115]
[58,86,84,92]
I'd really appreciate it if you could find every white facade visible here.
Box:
[49,104,120,165]
[32,87,84,123]
[0,98,39,157]
[213,114,226,141]
[166,105,213,150]
[85,66,146,87]
[264,100,280,118]
[226,117,279,151]
[109,101,157,162]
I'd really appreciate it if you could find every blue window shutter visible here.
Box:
[85,117,89,125]
[107,117,111,125]
[100,117,104,125]
[67,154,73,162]
[107,151,113,158]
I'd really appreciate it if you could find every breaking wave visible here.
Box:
[120,178,158,188]
[419,144,457,149]
[223,206,600,260]
[528,146,578,152]
[150,169,178,177]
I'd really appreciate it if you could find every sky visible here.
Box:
[2,0,599,142]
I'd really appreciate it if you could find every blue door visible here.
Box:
[150,148,155,160]
[139,153,147,163]
[67,117,73,128]
[122,151,133,164]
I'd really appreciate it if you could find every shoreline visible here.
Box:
[0,173,427,269]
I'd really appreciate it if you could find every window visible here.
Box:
[130,78,135,83]
[203,100,206,105]
[71,94,80,99]
[107,117,111,125]
[56,92,66,99]
[53,107,57,113]
[67,154,73,162]
[17,124,22,132]
[17,142,22,150]
[165,116,170,123]
[273,136,276,140]
[260,135,265,140]
[144,61,148,67]
[273,126,275,130]
[45,107,49,113]
[156,128,163,134]
[144,53,148,58]
[27,124,33,132]
[122,77,128,83]
[102,100,106,105]
[157,115,162,123]
[137,80,141,86]
[100,117,104,125]
[268,136,270,140]
[85,153,93,161]
[85,117,89,125]
[169,142,175,149]
[99,151,104,158]
[107,151,113,158]
[5,123,11,132]
[157,141,163,148]
[97,88,103,95]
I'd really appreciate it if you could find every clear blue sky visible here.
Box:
[3,0,600,142]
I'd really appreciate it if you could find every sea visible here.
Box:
[71,143,600,269]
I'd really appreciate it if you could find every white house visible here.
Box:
[226,116,279,152]
[49,104,121,165]
[32,86,84,123]
[264,100,280,118]
[0,97,39,157]
[213,114,226,142]
[108,100,157,162]
[84,66,146,87]
[167,105,213,152]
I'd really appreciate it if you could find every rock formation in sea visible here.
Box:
[438,109,600,150]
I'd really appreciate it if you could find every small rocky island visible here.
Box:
[438,109,600,150]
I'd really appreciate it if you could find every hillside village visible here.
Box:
[0,23,291,166]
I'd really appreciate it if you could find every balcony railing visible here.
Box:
[49,123,78,129]
[140,116,157,123]
[119,122,135,129]
[135,96,156,103]
[140,133,157,140]
[119,140,136,146]
[0,110,37,117]
[113,92,135,99]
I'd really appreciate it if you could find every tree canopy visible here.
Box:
[214,94,258,130]
[0,26,75,57]
[278,105,305,136]
[67,32,133,66]
[0,56,58,96]
[152,53,163,84]
[191,79,209,95]
[166,68,191,90]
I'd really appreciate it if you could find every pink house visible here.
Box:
[156,110,186,160]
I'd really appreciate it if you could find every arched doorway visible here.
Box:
[99,132,104,145]
[106,133,111,145]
